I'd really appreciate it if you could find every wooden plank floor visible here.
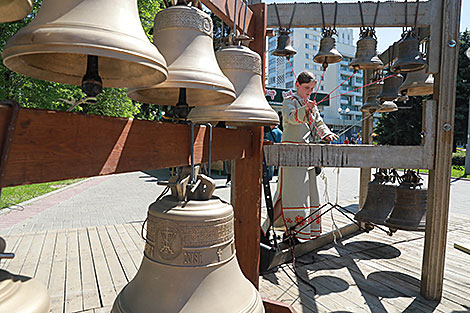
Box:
[1,211,470,313]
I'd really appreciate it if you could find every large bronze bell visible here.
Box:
[360,83,381,113]
[189,45,279,126]
[391,31,427,73]
[272,30,296,59]
[127,5,236,107]
[313,36,343,66]
[384,171,427,232]
[0,0,32,22]
[355,179,397,226]
[2,0,168,92]
[377,74,404,101]
[349,33,383,71]
[113,174,264,313]
[398,69,434,96]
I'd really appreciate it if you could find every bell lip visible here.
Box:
[272,49,297,57]
[390,62,427,73]
[2,25,168,88]
[127,83,236,107]
[0,0,32,23]
[313,54,343,65]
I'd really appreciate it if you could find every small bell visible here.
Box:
[391,31,427,73]
[360,83,381,113]
[398,69,434,96]
[272,30,296,59]
[350,31,383,71]
[189,45,279,126]
[313,36,343,66]
[377,74,404,101]
[0,0,32,22]
[377,100,398,113]
[2,0,168,94]
[127,5,236,107]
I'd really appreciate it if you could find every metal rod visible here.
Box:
[233,0,238,37]
[242,0,248,36]
[208,123,212,175]
[288,2,297,30]
[372,0,380,30]
[413,0,420,30]
[274,2,282,28]
[320,2,326,32]
[333,1,338,30]
[358,1,365,32]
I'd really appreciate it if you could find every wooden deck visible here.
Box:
[1,211,469,313]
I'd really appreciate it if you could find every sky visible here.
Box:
[264,0,470,52]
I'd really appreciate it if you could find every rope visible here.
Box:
[317,73,398,105]
[318,70,356,104]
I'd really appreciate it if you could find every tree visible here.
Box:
[0,0,164,119]
[454,30,470,147]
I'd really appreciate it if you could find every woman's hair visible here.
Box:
[296,71,316,85]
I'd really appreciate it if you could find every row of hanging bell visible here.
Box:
[313,34,343,67]
[355,176,427,232]
[361,78,398,113]
[0,0,32,23]
[189,43,279,126]
[391,30,427,73]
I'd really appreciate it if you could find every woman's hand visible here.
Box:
[323,133,339,142]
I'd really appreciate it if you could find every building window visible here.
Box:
[286,71,294,77]
[320,85,324,91]
[312,45,318,51]
[305,43,309,49]
[286,81,294,88]
[268,77,276,84]
[305,53,309,59]
[305,63,309,69]
[305,33,309,39]
[356,96,363,102]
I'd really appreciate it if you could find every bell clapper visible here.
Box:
[81,55,103,98]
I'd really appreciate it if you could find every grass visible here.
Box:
[0,178,84,208]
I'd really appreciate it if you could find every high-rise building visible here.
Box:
[266,28,364,142]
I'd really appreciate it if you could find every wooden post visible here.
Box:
[421,0,461,300]
[232,126,263,288]
[231,2,266,289]
[359,71,372,208]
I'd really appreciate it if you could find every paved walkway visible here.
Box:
[0,168,468,236]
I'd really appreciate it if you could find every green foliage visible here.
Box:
[0,178,83,208]
[374,97,423,146]
[455,30,470,146]
[0,0,163,120]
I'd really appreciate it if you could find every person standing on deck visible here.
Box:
[270,71,338,241]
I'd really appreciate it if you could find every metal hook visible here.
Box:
[233,0,238,37]
[242,0,248,36]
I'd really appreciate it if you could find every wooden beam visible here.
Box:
[0,106,253,188]
[266,1,432,28]
[421,0,461,301]
[232,126,263,289]
[201,0,255,37]
[264,144,432,169]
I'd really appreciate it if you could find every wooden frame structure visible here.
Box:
[0,0,461,309]
[263,0,462,301]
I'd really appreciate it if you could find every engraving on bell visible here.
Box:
[2,0,168,90]
[127,6,236,107]
[377,74,404,101]
[350,34,384,71]
[112,175,264,313]
[0,0,32,22]
[391,32,427,73]
[399,69,434,96]
[272,30,296,59]
[313,36,343,66]
[188,45,280,126]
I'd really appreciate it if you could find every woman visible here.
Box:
[272,71,338,241]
